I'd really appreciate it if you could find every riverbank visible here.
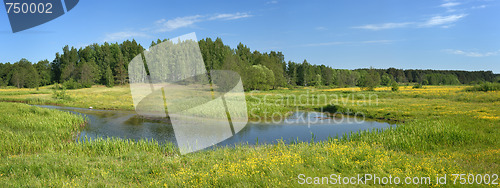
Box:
[3,85,497,122]
[0,85,498,186]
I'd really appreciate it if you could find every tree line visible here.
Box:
[0,38,498,90]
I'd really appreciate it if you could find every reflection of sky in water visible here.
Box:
[37,105,394,147]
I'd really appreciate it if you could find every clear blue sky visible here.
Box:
[1,0,499,73]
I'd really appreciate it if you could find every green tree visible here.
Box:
[265,51,287,88]
[320,65,333,86]
[425,73,460,85]
[35,60,52,86]
[10,59,39,88]
[334,70,347,87]
[381,73,393,86]
[114,57,127,85]
[8,37,499,90]
[0,63,12,87]
[105,65,114,87]
[313,74,322,86]
[347,71,360,87]
[391,81,399,91]
[286,61,299,86]
[78,60,98,88]
[297,60,314,86]
[359,68,380,91]
[244,65,274,90]
[60,62,76,82]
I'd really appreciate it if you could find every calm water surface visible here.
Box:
[37,105,394,147]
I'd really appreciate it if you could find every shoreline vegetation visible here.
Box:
[0,85,498,186]
[0,84,497,121]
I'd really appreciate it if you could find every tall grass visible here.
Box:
[0,103,84,157]
[345,116,495,153]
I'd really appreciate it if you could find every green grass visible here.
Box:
[465,82,500,92]
[0,103,84,157]
[0,85,499,186]
[0,85,135,110]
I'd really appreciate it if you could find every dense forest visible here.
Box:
[0,38,498,90]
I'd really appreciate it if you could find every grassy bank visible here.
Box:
[0,85,499,186]
[0,85,134,110]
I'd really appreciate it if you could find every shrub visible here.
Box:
[391,82,399,91]
[52,87,71,100]
[323,104,340,113]
[465,82,500,92]
[413,84,422,89]
[244,65,275,91]
[62,79,82,89]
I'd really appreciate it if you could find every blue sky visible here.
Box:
[1,0,499,73]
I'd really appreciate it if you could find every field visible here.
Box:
[0,85,499,186]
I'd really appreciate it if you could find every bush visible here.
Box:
[60,78,92,89]
[52,87,71,100]
[413,84,422,89]
[62,79,82,89]
[80,81,93,88]
[244,65,275,91]
[465,82,500,92]
[391,82,399,91]
[323,104,346,113]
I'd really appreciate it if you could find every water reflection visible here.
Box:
[37,105,394,147]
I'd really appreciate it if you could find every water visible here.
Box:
[37,105,394,146]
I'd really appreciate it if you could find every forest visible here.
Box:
[0,38,498,90]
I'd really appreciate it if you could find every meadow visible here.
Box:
[0,85,498,186]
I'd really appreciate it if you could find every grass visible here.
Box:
[465,82,500,92]
[0,85,134,110]
[0,85,499,186]
[0,102,84,157]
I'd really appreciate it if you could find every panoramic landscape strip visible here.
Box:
[0,38,498,186]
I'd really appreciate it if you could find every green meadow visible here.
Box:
[0,85,499,186]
